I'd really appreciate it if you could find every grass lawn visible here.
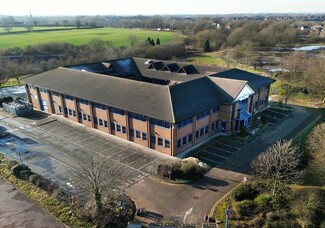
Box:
[187,52,269,76]
[0,26,75,34]
[0,77,22,87]
[0,27,186,49]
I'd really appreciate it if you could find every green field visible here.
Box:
[0,26,75,34]
[0,27,185,49]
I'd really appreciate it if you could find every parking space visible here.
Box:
[259,106,293,126]
[193,136,247,167]
[36,119,162,189]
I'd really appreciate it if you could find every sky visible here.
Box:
[0,0,324,16]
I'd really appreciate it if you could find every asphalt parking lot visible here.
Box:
[193,136,246,167]
[193,106,292,167]
[0,112,164,194]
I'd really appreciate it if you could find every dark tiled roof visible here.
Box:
[170,77,233,121]
[213,69,275,91]
[23,67,174,122]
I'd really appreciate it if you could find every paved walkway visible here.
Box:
[0,178,64,228]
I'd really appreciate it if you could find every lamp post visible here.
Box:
[17,151,23,165]
[225,198,230,228]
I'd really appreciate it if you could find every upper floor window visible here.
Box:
[93,102,106,110]
[39,88,48,93]
[129,112,146,122]
[64,95,74,100]
[150,118,170,129]
[213,106,220,113]
[178,118,193,129]
[238,98,248,111]
[77,98,88,105]
[110,107,125,116]
[197,110,209,120]
[51,91,60,97]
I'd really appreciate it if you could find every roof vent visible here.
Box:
[145,59,153,64]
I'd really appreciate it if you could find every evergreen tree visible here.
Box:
[150,38,155,46]
[203,39,211,52]
[156,37,160,45]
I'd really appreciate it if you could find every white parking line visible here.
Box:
[214,141,241,150]
[92,141,112,150]
[119,151,138,161]
[82,138,104,147]
[210,145,234,153]
[73,135,96,144]
[128,155,148,166]
[194,155,219,166]
[202,149,228,159]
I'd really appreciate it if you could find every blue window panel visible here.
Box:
[182,136,187,145]
[122,126,126,134]
[94,117,98,125]
[150,118,170,129]
[136,130,141,138]
[142,132,147,140]
[110,107,124,115]
[99,119,103,126]
[157,137,163,146]
[129,112,146,122]
[165,140,170,148]
[111,123,115,131]
[178,118,193,129]
[104,120,108,127]
[188,133,192,142]
[150,135,156,144]
[116,124,121,132]
[205,126,209,134]
[177,139,181,148]
[197,110,209,120]
[130,129,134,137]
[88,115,91,122]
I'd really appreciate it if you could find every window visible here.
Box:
[111,123,115,131]
[64,95,73,100]
[136,130,141,139]
[213,106,220,113]
[150,118,170,129]
[212,122,215,130]
[83,113,87,120]
[104,120,108,127]
[110,107,124,115]
[51,91,60,96]
[205,126,209,134]
[94,117,98,125]
[142,132,147,140]
[78,112,82,119]
[129,112,146,122]
[130,129,134,137]
[93,103,105,110]
[88,115,91,122]
[188,133,192,142]
[182,136,187,145]
[77,98,88,105]
[64,108,68,115]
[59,106,62,113]
[158,137,163,146]
[68,109,72,115]
[178,118,193,129]
[122,126,126,134]
[196,130,199,138]
[116,124,121,132]
[177,139,181,148]
[99,119,103,126]
[73,110,76,117]
[215,121,218,129]
[165,140,170,149]
[150,135,156,144]
[197,110,209,120]
[200,128,204,136]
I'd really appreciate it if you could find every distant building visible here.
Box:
[23,58,274,157]
[300,25,310,31]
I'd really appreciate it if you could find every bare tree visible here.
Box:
[251,139,304,195]
[74,152,126,213]
[305,57,325,103]
[279,53,306,104]
[306,123,325,178]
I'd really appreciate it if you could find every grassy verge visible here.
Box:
[0,77,22,87]
[0,154,90,227]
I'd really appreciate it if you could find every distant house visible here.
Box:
[23,58,275,157]
[300,25,310,31]
[311,24,323,31]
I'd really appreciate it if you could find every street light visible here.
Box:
[225,198,230,228]
[17,151,24,165]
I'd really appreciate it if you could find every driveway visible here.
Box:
[127,104,320,225]
[0,178,64,227]
[0,103,320,226]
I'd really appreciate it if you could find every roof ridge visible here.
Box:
[167,86,175,123]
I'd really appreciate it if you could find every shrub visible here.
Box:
[20,170,32,181]
[11,164,31,178]
[29,174,40,185]
[233,200,256,217]
[231,183,259,202]
[254,194,272,211]
[157,163,173,178]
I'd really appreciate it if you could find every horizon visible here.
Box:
[0,0,324,17]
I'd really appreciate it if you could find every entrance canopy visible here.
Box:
[237,110,251,121]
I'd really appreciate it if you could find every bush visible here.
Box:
[231,183,260,202]
[254,194,272,211]
[29,174,40,185]
[233,200,256,217]
[11,164,31,178]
